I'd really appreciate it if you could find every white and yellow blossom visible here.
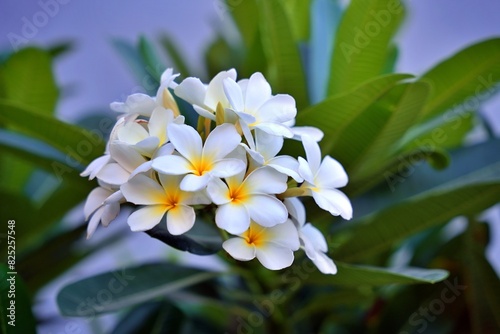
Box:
[207,166,289,234]
[152,122,245,191]
[121,174,211,234]
[223,220,300,270]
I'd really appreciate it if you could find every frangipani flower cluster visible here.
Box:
[81,68,352,274]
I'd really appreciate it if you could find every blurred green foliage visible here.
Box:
[0,0,499,333]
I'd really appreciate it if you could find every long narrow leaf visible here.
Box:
[328,0,404,95]
[57,263,219,317]
[259,0,309,109]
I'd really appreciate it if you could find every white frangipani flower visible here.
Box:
[298,135,353,220]
[244,129,303,182]
[223,220,300,270]
[84,186,123,239]
[114,108,184,158]
[284,198,337,274]
[174,69,237,120]
[152,123,245,191]
[110,68,180,117]
[222,72,297,138]
[121,174,211,234]
[207,167,289,234]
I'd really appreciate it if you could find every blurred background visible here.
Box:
[1,0,499,333]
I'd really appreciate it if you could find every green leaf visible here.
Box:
[57,263,218,317]
[347,81,431,179]
[307,262,448,286]
[0,265,37,334]
[111,38,157,95]
[398,110,476,152]
[159,35,192,78]
[463,222,500,332]
[145,218,222,255]
[333,143,500,262]
[111,301,185,334]
[296,73,413,155]
[205,37,241,80]
[0,99,106,166]
[420,38,500,120]
[0,47,58,115]
[328,0,405,95]
[138,36,166,83]
[309,0,343,103]
[346,145,450,196]
[227,0,259,50]
[281,0,311,42]
[258,0,309,109]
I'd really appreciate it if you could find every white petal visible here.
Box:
[301,223,328,254]
[166,205,195,235]
[184,189,212,206]
[152,155,193,175]
[256,94,296,123]
[264,220,300,250]
[312,189,353,220]
[84,187,111,220]
[207,178,231,205]
[174,77,206,107]
[309,252,337,274]
[87,207,104,239]
[223,238,256,261]
[298,157,315,185]
[168,123,202,161]
[100,203,120,226]
[111,93,157,116]
[193,105,216,120]
[216,203,250,234]
[255,129,283,160]
[211,159,246,178]
[255,244,295,270]
[234,111,256,124]
[133,136,160,157]
[284,198,306,226]
[255,122,294,138]
[97,163,130,185]
[204,69,237,110]
[302,135,321,174]
[154,143,175,158]
[117,122,149,144]
[80,155,110,179]
[149,108,174,144]
[244,167,287,194]
[129,161,153,179]
[203,124,242,161]
[223,78,244,111]
[243,145,265,165]
[315,156,348,189]
[109,142,146,173]
[246,195,288,227]
[180,173,211,192]
[267,156,303,182]
[121,174,165,205]
[127,205,166,231]
[291,126,324,142]
[245,72,272,112]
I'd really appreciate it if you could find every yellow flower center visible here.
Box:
[191,157,212,176]
[242,223,268,247]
